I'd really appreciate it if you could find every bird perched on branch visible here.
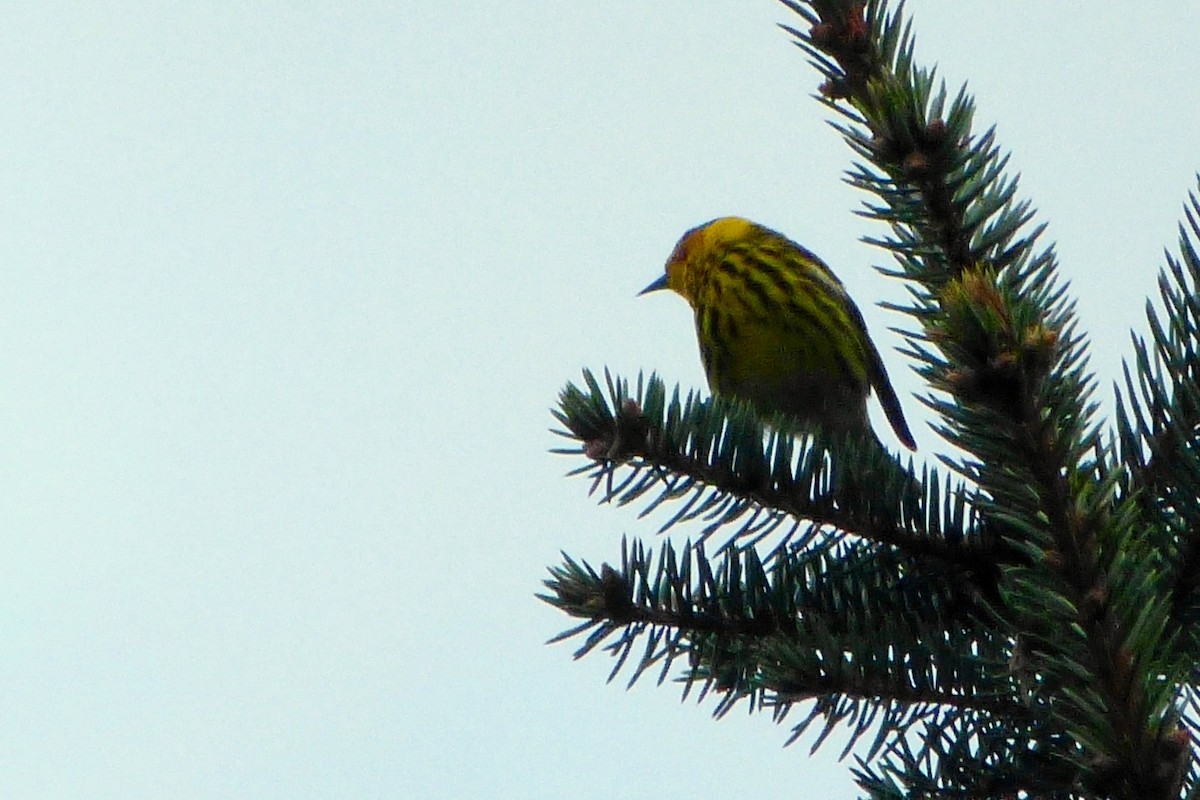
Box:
[640,217,915,450]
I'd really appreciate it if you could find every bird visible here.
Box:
[639,216,915,450]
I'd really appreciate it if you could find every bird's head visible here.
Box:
[640,217,757,305]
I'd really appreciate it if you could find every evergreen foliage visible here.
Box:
[541,2,1200,796]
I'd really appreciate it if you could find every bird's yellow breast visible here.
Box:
[699,309,855,388]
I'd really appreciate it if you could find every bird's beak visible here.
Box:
[638,274,670,296]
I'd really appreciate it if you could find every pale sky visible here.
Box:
[3,2,1199,798]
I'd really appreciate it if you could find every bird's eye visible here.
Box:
[669,232,697,265]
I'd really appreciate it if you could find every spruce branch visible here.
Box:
[553,369,990,572]
[1117,185,1200,631]
[776,1,1187,795]
[541,535,1028,760]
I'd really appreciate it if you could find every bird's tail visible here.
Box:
[873,366,916,451]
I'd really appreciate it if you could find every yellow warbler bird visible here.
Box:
[640,217,915,450]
